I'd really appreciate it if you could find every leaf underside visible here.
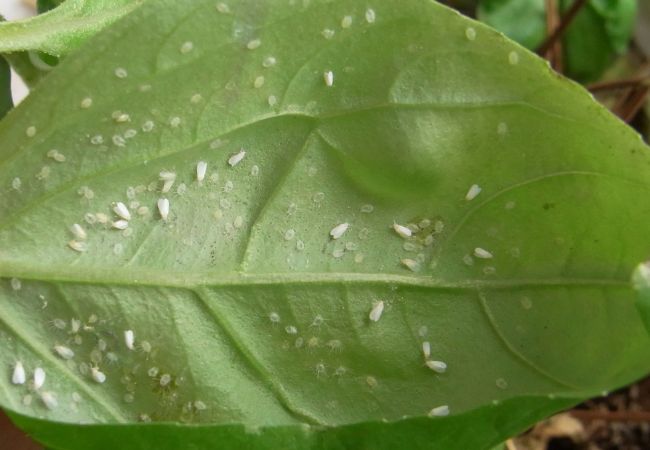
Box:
[1,0,650,449]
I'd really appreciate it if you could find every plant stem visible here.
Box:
[537,0,589,56]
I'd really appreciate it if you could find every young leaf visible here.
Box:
[0,0,142,57]
[0,0,650,449]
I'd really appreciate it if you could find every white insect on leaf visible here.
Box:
[40,391,58,410]
[473,247,493,259]
[68,240,87,252]
[329,223,349,239]
[465,184,482,201]
[393,222,412,238]
[112,220,129,230]
[158,198,170,221]
[12,361,26,385]
[124,330,135,350]
[196,161,208,182]
[159,171,177,193]
[401,258,420,272]
[247,39,261,50]
[91,367,106,384]
[70,223,87,240]
[33,367,46,390]
[323,70,334,87]
[53,345,75,360]
[228,149,246,167]
[429,405,450,417]
[422,341,431,359]
[365,8,376,23]
[369,300,385,322]
[425,360,447,373]
[113,202,131,221]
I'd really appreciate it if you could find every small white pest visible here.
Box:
[54,345,75,360]
[465,27,476,41]
[70,223,87,240]
[228,149,246,167]
[180,41,194,54]
[401,258,420,272]
[33,367,46,389]
[330,223,349,239]
[112,220,129,230]
[393,222,412,238]
[80,97,93,108]
[10,278,22,291]
[323,70,334,87]
[68,240,87,252]
[465,184,482,201]
[26,126,36,137]
[12,362,26,385]
[369,300,384,322]
[158,198,170,221]
[473,247,493,259]
[247,39,261,50]
[114,67,128,78]
[159,373,172,386]
[40,391,58,410]
[269,312,280,323]
[91,367,106,383]
[425,360,447,373]
[113,202,131,221]
[196,161,207,182]
[429,405,450,417]
[422,341,431,359]
[216,2,230,13]
[124,330,135,350]
[159,171,176,193]
[322,28,335,39]
[263,56,276,68]
[71,318,81,333]
[341,15,352,28]
[365,8,376,23]
[254,76,265,88]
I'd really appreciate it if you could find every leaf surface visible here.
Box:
[1,0,650,449]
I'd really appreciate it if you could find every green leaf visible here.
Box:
[477,0,638,82]
[633,262,650,335]
[38,0,67,14]
[1,0,650,449]
[0,56,12,120]
[6,396,576,450]
[3,51,55,89]
[0,0,142,57]
[477,0,547,49]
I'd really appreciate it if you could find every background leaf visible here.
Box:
[0,0,650,449]
[0,0,142,57]
[477,0,638,82]
[0,55,12,120]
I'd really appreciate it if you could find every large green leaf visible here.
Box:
[1,0,650,449]
[0,0,142,57]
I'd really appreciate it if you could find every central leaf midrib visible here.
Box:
[0,263,630,291]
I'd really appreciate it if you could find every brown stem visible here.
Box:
[588,76,650,93]
[543,0,563,71]
[616,87,649,123]
[537,0,589,56]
